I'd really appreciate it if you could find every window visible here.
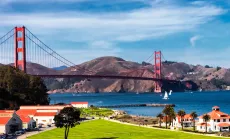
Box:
[215,126,216,130]
[223,119,226,122]
[214,119,216,122]
[217,119,220,122]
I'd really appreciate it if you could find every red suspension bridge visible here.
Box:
[0,26,185,93]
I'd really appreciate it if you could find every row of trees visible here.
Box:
[0,66,50,109]
[157,106,211,133]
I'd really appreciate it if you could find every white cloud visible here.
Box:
[190,35,201,47]
[90,41,114,49]
[0,1,226,65]
[173,47,230,68]
[190,1,208,6]
[0,4,225,43]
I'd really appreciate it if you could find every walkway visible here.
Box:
[17,126,56,139]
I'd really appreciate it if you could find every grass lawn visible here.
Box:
[81,108,114,117]
[28,120,225,139]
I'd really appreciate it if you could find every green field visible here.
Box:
[28,120,224,139]
[80,108,114,117]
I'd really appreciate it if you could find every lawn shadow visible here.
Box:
[92,137,118,139]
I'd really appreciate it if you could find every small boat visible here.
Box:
[163,91,169,100]
[72,93,76,96]
[169,90,172,95]
[136,91,139,95]
[190,92,193,93]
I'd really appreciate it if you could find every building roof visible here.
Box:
[197,123,210,126]
[71,102,88,104]
[212,106,220,109]
[0,110,14,114]
[19,115,31,123]
[34,112,57,116]
[16,109,37,116]
[0,117,11,125]
[199,106,229,119]
[217,123,230,127]
[20,105,70,110]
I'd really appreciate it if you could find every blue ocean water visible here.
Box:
[49,91,230,117]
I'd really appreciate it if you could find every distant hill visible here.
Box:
[53,66,68,71]
[2,57,230,93]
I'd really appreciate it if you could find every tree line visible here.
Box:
[0,65,50,109]
[157,105,210,133]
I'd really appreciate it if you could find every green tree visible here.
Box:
[163,105,174,129]
[216,66,221,71]
[54,107,81,139]
[169,111,176,127]
[190,111,198,131]
[202,114,211,133]
[156,113,164,127]
[0,65,49,109]
[177,110,186,130]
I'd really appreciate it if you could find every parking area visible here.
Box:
[0,126,56,139]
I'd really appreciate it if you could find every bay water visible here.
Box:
[49,91,230,117]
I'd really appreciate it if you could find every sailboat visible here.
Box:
[163,91,169,100]
[169,90,172,95]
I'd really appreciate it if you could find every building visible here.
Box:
[19,105,71,110]
[197,106,230,132]
[17,107,60,127]
[33,110,58,127]
[16,109,37,118]
[70,102,88,108]
[173,114,194,128]
[0,110,22,134]
[16,114,36,129]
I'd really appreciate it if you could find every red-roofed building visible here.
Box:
[17,114,36,129]
[33,112,58,127]
[16,109,37,118]
[172,114,194,128]
[19,105,71,110]
[70,102,88,108]
[197,106,230,132]
[0,110,22,134]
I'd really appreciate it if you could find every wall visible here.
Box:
[33,116,54,126]
[0,125,5,134]
[72,104,88,108]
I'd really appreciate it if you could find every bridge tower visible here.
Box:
[14,26,26,72]
[154,51,162,93]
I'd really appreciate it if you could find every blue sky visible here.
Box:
[1,0,230,67]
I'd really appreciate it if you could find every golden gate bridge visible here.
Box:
[0,26,192,93]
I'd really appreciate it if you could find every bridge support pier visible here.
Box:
[154,51,162,93]
[14,26,26,72]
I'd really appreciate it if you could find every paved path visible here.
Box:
[17,126,56,139]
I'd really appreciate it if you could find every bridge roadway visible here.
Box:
[32,74,179,83]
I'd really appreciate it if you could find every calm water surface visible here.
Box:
[49,91,230,117]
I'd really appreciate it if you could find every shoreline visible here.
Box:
[48,90,230,94]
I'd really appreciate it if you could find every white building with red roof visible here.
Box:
[16,111,36,130]
[172,114,194,128]
[33,111,57,127]
[0,110,22,134]
[70,102,88,108]
[197,106,230,132]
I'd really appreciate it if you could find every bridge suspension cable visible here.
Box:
[0,28,15,65]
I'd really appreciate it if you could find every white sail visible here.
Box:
[169,90,172,95]
[163,91,169,99]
